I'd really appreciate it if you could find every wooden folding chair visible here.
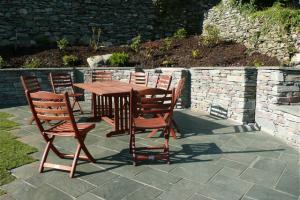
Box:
[129,72,149,86]
[147,78,185,139]
[49,72,83,114]
[20,75,42,124]
[91,71,113,117]
[26,91,95,178]
[129,88,175,165]
[155,74,172,90]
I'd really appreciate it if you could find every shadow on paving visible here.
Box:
[173,111,260,138]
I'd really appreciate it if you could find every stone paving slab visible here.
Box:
[0,105,299,200]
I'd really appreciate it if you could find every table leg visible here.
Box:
[87,93,101,122]
[106,95,128,137]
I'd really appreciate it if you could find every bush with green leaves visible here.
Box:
[62,55,79,66]
[57,38,69,51]
[130,34,141,52]
[160,37,173,51]
[191,49,201,58]
[24,57,42,68]
[173,28,188,39]
[0,56,7,69]
[108,52,129,67]
[201,24,221,47]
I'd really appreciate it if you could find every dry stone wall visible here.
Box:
[203,0,300,65]
[256,68,300,147]
[0,0,218,48]
[190,67,257,123]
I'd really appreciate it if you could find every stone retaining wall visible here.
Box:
[256,68,300,147]
[203,0,300,65]
[0,0,219,48]
[190,67,257,123]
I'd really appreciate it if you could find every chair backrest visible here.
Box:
[92,71,113,82]
[20,75,41,93]
[129,72,149,86]
[174,78,185,105]
[130,88,175,124]
[49,72,75,94]
[26,91,78,135]
[155,74,172,90]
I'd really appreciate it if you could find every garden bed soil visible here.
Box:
[0,36,280,68]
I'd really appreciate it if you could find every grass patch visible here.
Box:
[0,112,37,196]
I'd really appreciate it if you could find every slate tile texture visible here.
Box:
[0,105,299,200]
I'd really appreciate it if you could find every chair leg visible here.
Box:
[131,128,137,166]
[147,129,160,138]
[80,142,96,163]
[164,128,170,164]
[69,144,81,178]
[39,139,52,173]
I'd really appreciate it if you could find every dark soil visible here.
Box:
[0,36,280,68]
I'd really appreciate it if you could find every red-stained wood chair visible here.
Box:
[155,74,172,90]
[20,75,42,124]
[49,72,83,114]
[129,72,149,86]
[129,88,175,165]
[147,78,185,139]
[91,71,113,117]
[25,90,95,178]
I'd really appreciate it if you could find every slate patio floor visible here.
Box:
[0,103,299,200]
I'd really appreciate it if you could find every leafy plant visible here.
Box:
[57,38,69,51]
[161,60,173,67]
[108,52,129,67]
[160,37,173,51]
[173,28,188,39]
[24,57,42,68]
[201,24,221,47]
[90,27,102,51]
[252,59,264,68]
[130,34,141,52]
[191,49,201,58]
[62,55,79,66]
[0,56,7,69]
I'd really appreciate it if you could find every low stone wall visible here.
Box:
[190,67,257,123]
[0,67,190,108]
[0,68,74,106]
[256,68,300,147]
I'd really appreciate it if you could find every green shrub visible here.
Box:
[201,24,221,47]
[62,55,79,66]
[130,34,141,52]
[161,60,173,67]
[108,52,129,66]
[191,49,201,58]
[24,57,42,68]
[160,37,173,51]
[57,38,69,51]
[0,56,7,69]
[250,3,300,31]
[173,28,188,39]
[90,27,102,51]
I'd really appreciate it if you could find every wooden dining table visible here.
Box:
[74,80,148,137]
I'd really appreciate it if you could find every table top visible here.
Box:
[74,80,149,95]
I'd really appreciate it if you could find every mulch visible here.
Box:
[0,36,280,68]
